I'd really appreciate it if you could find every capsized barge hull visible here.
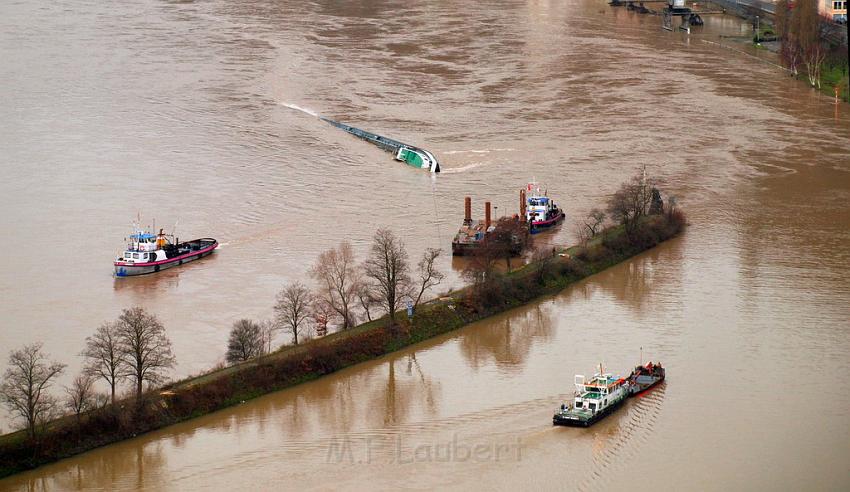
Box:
[320,117,440,173]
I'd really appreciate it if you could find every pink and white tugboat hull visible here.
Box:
[114,238,218,277]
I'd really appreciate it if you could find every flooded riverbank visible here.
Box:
[1,0,848,489]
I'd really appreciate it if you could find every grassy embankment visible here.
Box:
[0,211,686,479]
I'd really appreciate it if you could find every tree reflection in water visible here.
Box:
[459,302,555,371]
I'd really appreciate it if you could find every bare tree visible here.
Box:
[226,319,266,364]
[275,282,314,346]
[412,248,445,309]
[462,231,503,286]
[607,167,657,237]
[582,208,606,238]
[259,319,278,355]
[531,247,556,285]
[0,343,66,439]
[803,41,827,88]
[310,242,360,329]
[82,321,125,405]
[781,0,828,83]
[115,307,176,399]
[777,0,799,75]
[65,373,95,427]
[486,217,530,271]
[355,281,380,322]
[311,299,335,337]
[363,228,411,322]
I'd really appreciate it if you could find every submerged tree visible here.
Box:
[226,319,266,364]
[310,242,360,329]
[82,321,125,405]
[275,282,314,346]
[115,307,176,399]
[0,343,66,439]
[485,217,530,272]
[362,228,411,323]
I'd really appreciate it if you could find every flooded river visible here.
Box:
[1,0,849,490]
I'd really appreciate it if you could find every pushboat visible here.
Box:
[553,366,629,427]
[114,229,218,277]
[627,361,665,395]
[523,183,565,234]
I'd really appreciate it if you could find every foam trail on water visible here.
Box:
[280,102,318,117]
[440,162,485,174]
[443,148,515,155]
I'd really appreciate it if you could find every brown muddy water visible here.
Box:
[1,0,849,490]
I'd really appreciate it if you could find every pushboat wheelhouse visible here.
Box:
[114,229,217,277]
[524,183,565,234]
[553,367,629,427]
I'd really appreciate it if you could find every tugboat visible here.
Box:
[553,365,629,427]
[627,361,665,395]
[114,228,218,277]
[523,183,565,234]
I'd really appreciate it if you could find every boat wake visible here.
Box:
[439,162,485,174]
[576,384,667,492]
[442,148,515,155]
[280,102,319,118]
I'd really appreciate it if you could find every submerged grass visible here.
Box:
[0,211,686,479]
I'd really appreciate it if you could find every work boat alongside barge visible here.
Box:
[523,183,565,234]
[114,229,218,277]
[553,368,629,427]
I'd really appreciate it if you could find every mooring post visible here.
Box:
[519,189,527,221]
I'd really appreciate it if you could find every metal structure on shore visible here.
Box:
[610,0,725,32]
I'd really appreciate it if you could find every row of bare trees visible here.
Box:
[304,229,444,330]
[0,307,175,439]
[223,228,446,365]
[776,0,833,87]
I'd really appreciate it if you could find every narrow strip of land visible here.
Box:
[0,212,685,479]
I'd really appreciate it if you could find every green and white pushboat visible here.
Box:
[553,367,629,427]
